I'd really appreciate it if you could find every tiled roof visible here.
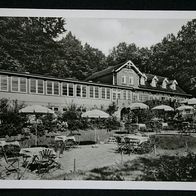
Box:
[85,60,189,96]
[85,61,127,81]
[139,79,187,95]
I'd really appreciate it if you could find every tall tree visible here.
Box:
[0,17,66,74]
[83,43,107,74]
[54,32,88,80]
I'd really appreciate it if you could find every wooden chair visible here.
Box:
[28,148,60,174]
[0,145,21,179]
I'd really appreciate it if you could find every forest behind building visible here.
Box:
[0,17,196,96]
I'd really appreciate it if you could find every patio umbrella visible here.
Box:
[129,103,149,124]
[81,109,109,118]
[19,105,54,114]
[176,105,194,111]
[19,105,55,146]
[188,98,196,105]
[152,105,174,111]
[129,103,149,110]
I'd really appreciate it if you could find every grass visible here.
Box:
[151,134,196,150]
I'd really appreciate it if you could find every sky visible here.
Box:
[64,18,190,55]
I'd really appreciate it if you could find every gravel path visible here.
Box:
[57,144,137,173]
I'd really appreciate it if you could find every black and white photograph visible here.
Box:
[0,9,196,189]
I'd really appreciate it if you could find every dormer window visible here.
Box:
[122,76,126,84]
[170,80,178,90]
[162,78,169,89]
[140,74,147,85]
[150,76,158,87]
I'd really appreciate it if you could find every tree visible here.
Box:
[0,99,27,136]
[83,43,107,74]
[54,32,88,80]
[106,42,152,73]
[0,17,66,74]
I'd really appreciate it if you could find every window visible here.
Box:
[37,80,44,94]
[162,81,167,89]
[151,80,156,87]
[123,90,127,100]
[82,85,87,97]
[54,82,59,95]
[122,76,126,84]
[102,87,106,99]
[113,91,116,100]
[133,93,138,102]
[106,88,110,100]
[46,81,53,95]
[170,83,176,90]
[90,86,94,98]
[11,77,27,93]
[30,79,37,93]
[20,77,27,93]
[62,83,68,96]
[0,75,8,91]
[117,90,121,99]
[68,83,74,96]
[140,77,145,85]
[128,91,132,100]
[11,77,19,92]
[54,107,59,112]
[129,76,134,85]
[95,86,99,98]
[76,85,81,97]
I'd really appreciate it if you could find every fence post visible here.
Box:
[74,158,76,172]
[121,151,123,165]
[154,144,157,155]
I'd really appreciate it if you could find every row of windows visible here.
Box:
[0,75,183,102]
[121,76,134,85]
[0,75,112,99]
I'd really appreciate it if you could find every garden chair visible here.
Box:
[28,148,60,174]
[0,145,21,179]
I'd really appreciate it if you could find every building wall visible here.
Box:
[0,72,188,113]
[116,67,140,87]
[0,91,113,111]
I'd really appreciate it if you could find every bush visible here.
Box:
[61,104,90,131]
[0,99,27,137]
[141,153,196,181]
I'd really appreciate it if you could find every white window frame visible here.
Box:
[151,79,156,87]
[76,84,82,97]
[11,76,19,92]
[123,90,127,100]
[37,79,44,95]
[19,77,27,93]
[68,83,74,97]
[106,88,111,100]
[140,77,145,85]
[53,81,60,96]
[170,83,176,90]
[101,87,106,99]
[0,75,8,92]
[129,76,134,85]
[30,79,44,95]
[122,76,126,84]
[112,89,117,101]
[61,82,68,96]
[117,90,121,100]
[89,86,94,98]
[46,80,53,95]
[94,86,99,99]
[82,85,87,98]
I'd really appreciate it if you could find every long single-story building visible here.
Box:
[0,60,192,116]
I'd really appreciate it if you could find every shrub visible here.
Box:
[0,98,27,137]
[141,153,196,181]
